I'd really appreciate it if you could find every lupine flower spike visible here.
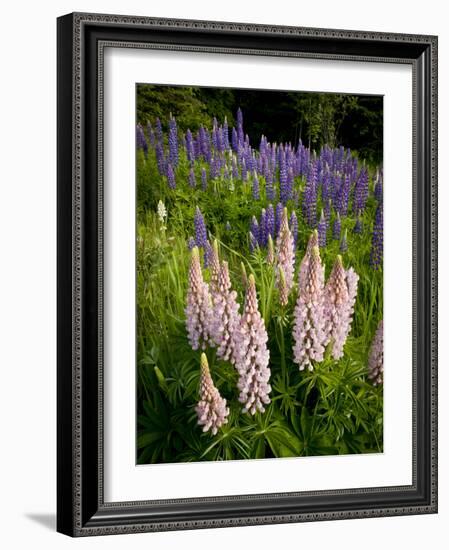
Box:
[211,261,241,362]
[324,255,359,360]
[196,353,229,435]
[275,207,295,301]
[234,274,271,414]
[293,246,327,370]
[209,239,221,293]
[185,247,213,350]
[298,230,318,293]
[368,320,383,385]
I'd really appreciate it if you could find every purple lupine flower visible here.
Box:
[289,211,298,248]
[231,157,239,180]
[303,163,317,227]
[187,236,196,250]
[323,256,359,360]
[194,207,208,248]
[340,229,348,253]
[223,117,230,150]
[252,172,260,200]
[196,353,229,435]
[188,167,196,188]
[201,167,207,191]
[354,167,369,213]
[259,209,267,247]
[155,142,166,175]
[250,216,260,244]
[203,240,213,269]
[211,260,241,362]
[249,231,258,253]
[186,129,195,162]
[234,274,271,414]
[266,204,275,240]
[374,170,383,202]
[275,202,283,236]
[317,209,327,248]
[370,203,383,269]
[279,150,289,204]
[332,212,341,240]
[236,107,244,146]
[276,207,295,303]
[146,121,155,146]
[368,320,383,385]
[292,246,327,370]
[154,117,163,143]
[231,127,238,151]
[136,124,148,156]
[185,247,213,350]
[353,213,363,234]
[265,170,275,201]
[168,114,178,167]
[167,164,176,189]
[298,230,318,293]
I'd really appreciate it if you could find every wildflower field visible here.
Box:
[136,86,384,464]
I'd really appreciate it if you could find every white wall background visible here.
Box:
[0,0,445,548]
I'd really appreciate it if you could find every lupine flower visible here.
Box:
[267,234,275,265]
[249,231,258,253]
[289,211,298,248]
[167,164,176,189]
[303,163,317,227]
[250,216,259,244]
[168,114,178,167]
[340,229,348,253]
[234,274,271,415]
[157,200,167,224]
[223,117,230,149]
[136,124,148,156]
[276,207,295,300]
[370,202,383,269]
[374,170,383,202]
[201,167,207,191]
[209,240,221,293]
[155,142,166,175]
[187,236,196,250]
[265,171,275,201]
[203,240,213,269]
[211,260,241,362]
[154,117,163,143]
[354,167,369,213]
[299,230,318,293]
[194,207,208,248]
[333,212,341,240]
[188,167,196,188]
[266,204,275,239]
[323,256,359,359]
[292,246,327,370]
[196,353,229,435]
[317,209,327,248]
[368,320,383,385]
[185,247,213,350]
[275,202,284,236]
[185,129,195,162]
[146,121,155,146]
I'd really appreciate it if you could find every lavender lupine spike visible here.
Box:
[298,230,318,293]
[333,212,341,240]
[354,167,369,213]
[267,234,275,265]
[370,202,383,269]
[194,207,208,248]
[259,209,267,247]
[275,208,295,300]
[185,129,195,162]
[234,274,271,415]
[136,124,148,156]
[167,164,176,189]
[317,209,327,248]
[323,256,359,360]
[292,246,327,370]
[155,142,166,175]
[265,171,275,201]
[250,216,260,244]
[340,229,348,253]
[185,247,213,350]
[275,202,284,236]
[188,167,196,188]
[368,320,383,386]
[146,121,155,146]
[201,167,207,191]
[168,114,179,167]
[211,261,241,362]
[154,117,163,143]
[196,353,229,435]
[266,204,275,239]
[249,231,258,253]
[187,236,196,250]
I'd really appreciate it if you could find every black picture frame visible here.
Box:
[57,12,438,537]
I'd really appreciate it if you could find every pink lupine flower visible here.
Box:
[292,246,327,370]
[185,247,213,350]
[234,274,271,414]
[276,207,295,301]
[323,256,359,359]
[368,320,383,385]
[196,353,229,435]
[299,230,319,293]
[211,260,241,362]
[267,234,275,265]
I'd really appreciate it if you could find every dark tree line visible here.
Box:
[137,84,383,164]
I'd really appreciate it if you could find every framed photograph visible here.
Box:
[57,12,438,536]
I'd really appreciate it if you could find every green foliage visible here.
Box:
[136,136,383,463]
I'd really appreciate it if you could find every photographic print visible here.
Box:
[136,84,384,465]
